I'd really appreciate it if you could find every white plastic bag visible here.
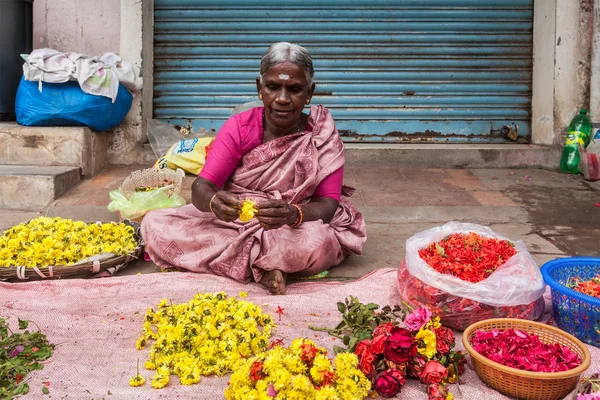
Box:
[404,222,545,307]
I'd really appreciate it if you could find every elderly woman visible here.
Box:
[141,42,366,294]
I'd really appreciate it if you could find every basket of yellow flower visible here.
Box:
[0,217,143,282]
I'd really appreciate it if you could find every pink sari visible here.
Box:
[141,106,366,282]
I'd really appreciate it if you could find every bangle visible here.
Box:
[290,204,303,228]
[209,193,218,214]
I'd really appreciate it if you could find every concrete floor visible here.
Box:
[0,166,598,281]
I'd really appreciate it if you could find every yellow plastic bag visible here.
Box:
[155,137,214,175]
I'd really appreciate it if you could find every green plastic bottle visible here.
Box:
[560,108,592,174]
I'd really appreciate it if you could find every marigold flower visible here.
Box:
[239,200,258,222]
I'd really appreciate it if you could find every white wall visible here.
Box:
[554,0,594,142]
[33,0,121,55]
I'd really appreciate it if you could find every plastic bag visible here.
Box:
[397,222,546,330]
[579,144,600,181]
[397,261,545,331]
[15,76,132,132]
[147,119,189,157]
[155,137,214,175]
[107,189,186,220]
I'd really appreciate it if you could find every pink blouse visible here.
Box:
[199,107,343,201]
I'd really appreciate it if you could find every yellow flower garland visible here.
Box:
[0,217,137,268]
[135,292,274,389]
[225,338,371,400]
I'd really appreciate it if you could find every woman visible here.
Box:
[141,42,366,295]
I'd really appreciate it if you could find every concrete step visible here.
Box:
[0,123,106,177]
[344,143,561,168]
[128,142,561,169]
[0,165,81,211]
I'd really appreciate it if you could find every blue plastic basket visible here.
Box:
[541,257,600,347]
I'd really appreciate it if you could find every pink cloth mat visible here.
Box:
[0,268,596,399]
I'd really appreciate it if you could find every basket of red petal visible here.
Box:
[397,222,546,330]
[541,257,600,347]
[463,318,590,400]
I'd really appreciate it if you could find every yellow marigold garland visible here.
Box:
[135,292,274,389]
[0,217,137,268]
[225,338,371,400]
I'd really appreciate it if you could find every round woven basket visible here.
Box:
[0,221,144,282]
[463,318,591,400]
[120,168,184,199]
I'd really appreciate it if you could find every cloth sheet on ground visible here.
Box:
[0,268,595,399]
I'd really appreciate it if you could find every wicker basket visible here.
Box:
[116,167,185,224]
[463,318,591,400]
[0,221,144,282]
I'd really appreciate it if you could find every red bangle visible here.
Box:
[291,204,303,227]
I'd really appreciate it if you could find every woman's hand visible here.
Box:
[210,191,241,222]
[255,199,298,230]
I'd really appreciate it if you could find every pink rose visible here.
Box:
[427,383,450,400]
[408,354,428,378]
[420,360,448,384]
[404,307,432,332]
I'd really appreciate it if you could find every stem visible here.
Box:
[307,326,345,340]
[401,301,414,312]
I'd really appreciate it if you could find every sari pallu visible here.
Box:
[141,106,366,283]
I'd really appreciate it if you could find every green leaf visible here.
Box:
[42,386,49,395]
[435,243,445,255]
[337,302,346,314]
[333,345,345,355]
[17,319,29,330]
[343,335,350,346]
[14,382,26,394]
[348,337,358,352]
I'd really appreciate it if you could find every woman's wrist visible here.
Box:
[289,204,303,227]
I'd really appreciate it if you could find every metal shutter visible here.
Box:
[153,0,533,142]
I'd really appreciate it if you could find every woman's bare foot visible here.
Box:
[259,270,287,295]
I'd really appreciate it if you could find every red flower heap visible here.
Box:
[352,306,465,399]
[419,232,516,283]
[472,328,582,372]
[567,275,600,299]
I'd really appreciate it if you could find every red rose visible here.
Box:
[420,360,448,384]
[427,383,450,400]
[374,369,406,398]
[434,326,455,354]
[407,354,428,378]
[354,339,371,358]
[436,340,450,355]
[384,327,416,364]
[373,322,394,337]
[359,349,376,376]
[370,334,386,355]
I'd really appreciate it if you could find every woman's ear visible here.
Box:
[308,83,316,99]
[256,77,262,95]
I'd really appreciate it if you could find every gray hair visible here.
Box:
[259,42,314,86]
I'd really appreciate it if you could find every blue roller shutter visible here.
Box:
[153,0,533,142]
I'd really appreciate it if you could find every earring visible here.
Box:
[306,99,310,105]
[259,94,263,100]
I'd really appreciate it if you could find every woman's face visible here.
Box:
[256,62,315,131]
